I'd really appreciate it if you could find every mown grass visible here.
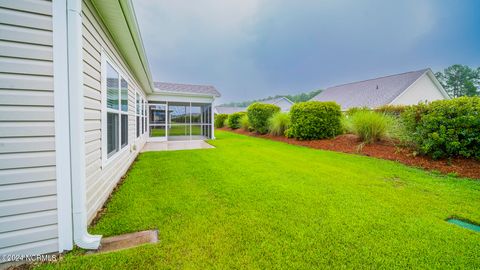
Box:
[37,131,480,269]
[150,125,202,137]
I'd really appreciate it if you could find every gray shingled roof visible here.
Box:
[310,69,429,110]
[215,106,247,114]
[261,97,294,105]
[154,82,221,97]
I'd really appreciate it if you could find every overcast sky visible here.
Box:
[133,0,480,103]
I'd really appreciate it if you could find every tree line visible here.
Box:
[435,64,479,98]
[220,89,322,107]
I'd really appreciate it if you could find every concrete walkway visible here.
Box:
[141,140,214,152]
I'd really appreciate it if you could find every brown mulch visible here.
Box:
[219,128,480,180]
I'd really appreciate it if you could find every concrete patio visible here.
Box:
[141,140,214,152]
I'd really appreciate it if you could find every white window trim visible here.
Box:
[143,98,147,134]
[101,51,130,168]
[135,90,147,140]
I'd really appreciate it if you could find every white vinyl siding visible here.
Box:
[390,73,447,106]
[0,0,59,259]
[82,0,147,222]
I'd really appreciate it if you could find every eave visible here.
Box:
[90,0,153,93]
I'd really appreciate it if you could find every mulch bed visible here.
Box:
[219,128,480,180]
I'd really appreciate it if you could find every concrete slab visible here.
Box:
[141,140,214,152]
[97,230,158,253]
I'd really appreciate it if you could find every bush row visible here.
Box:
[217,97,479,160]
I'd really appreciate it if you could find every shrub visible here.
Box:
[268,112,291,136]
[401,97,480,159]
[223,118,229,128]
[227,112,245,129]
[374,104,407,116]
[287,101,342,140]
[348,111,390,143]
[239,114,250,131]
[214,114,228,128]
[247,103,280,134]
[385,116,411,144]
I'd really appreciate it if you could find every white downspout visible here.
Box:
[67,0,102,249]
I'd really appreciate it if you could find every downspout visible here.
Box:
[67,0,102,249]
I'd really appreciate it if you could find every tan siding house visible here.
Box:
[0,0,220,263]
[0,0,60,257]
[0,0,153,263]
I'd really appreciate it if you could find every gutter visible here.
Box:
[151,90,221,98]
[67,0,102,249]
[119,0,154,93]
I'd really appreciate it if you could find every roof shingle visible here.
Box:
[310,69,429,110]
[154,82,221,97]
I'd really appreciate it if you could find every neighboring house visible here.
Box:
[310,69,449,110]
[260,97,294,112]
[214,97,294,114]
[0,0,219,261]
[214,106,248,115]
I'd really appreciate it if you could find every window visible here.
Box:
[136,93,146,138]
[143,99,147,134]
[136,93,140,138]
[141,99,144,134]
[105,62,128,158]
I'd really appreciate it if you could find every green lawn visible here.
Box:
[39,131,480,269]
[150,125,203,137]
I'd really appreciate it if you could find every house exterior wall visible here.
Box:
[0,0,59,258]
[82,0,148,222]
[390,74,446,105]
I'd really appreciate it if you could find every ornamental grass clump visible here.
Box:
[239,114,251,131]
[268,112,291,136]
[349,111,390,143]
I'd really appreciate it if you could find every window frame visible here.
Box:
[101,52,129,167]
[135,91,147,138]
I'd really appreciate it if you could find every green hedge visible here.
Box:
[402,97,480,159]
[227,112,246,129]
[287,101,342,140]
[214,114,228,128]
[247,103,280,134]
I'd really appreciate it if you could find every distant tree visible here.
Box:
[220,89,323,107]
[435,65,479,97]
